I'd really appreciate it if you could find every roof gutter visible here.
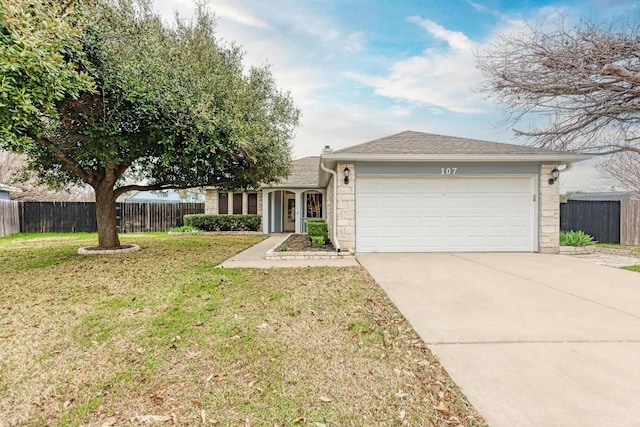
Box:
[319,160,340,252]
[559,163,573,174]
[321,153,593,162]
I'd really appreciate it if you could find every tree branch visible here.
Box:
[34,136,96,186]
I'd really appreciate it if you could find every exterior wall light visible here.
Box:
[549,168,560,185]
[343,166,350,185]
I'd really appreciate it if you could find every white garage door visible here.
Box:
[356,176,535,252]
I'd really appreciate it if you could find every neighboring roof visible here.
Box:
[567,191,639,201]
[323,130,592,162]
[0,183,20,193]
[268,156,321,188]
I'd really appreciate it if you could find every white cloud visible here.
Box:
[348,15,485,114]
[466,0,495,15]
[407,16,474,51]
[210,4,273,30]
[284,12,365,54]
[389,106,413,117]
[346,5,574,116]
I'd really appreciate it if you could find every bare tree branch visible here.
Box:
[477,20,640,155]
[0,151,93,201]
[602,151,640,195]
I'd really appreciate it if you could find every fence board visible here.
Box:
[117,202,204,232]
[621,200,640,246]
[18,201,204,233]
[560,200,621,243]
[20,201,97,233]
[0,200,20,237]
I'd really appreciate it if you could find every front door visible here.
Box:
[283,192,295,232]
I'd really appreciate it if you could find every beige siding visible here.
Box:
[241,192,248,215]
[204,189,218,214]
[336,163,355,251]
[539,164,560,253]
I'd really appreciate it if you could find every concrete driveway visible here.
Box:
[357,253,640,427]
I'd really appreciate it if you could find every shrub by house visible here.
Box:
[184,214,261,232]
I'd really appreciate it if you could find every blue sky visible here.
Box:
[152,0,640,192]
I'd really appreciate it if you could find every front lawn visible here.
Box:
[623,265,640,272]
[0,233,485,426]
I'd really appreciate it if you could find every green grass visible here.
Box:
[0,233,486,426]
[623,265,640,272]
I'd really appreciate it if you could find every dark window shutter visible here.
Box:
[218,193,228,214]
[233,193,243,214]
[248,193,258,214]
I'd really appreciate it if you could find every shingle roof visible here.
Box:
[271,156,320,188]
[334,130,568,155]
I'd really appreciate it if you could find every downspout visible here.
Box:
[319,160,341,252]
[559,163,573,174]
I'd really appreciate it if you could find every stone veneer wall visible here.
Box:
[335,163,355,252]
[256,192,263,218]
[204,189,218,214]
[203,189,262,218]
[539,164,560,254]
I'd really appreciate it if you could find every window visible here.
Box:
[306,193,323,218]
[233,193,243,214]
[218,192,228,214]
[248,193,258,214]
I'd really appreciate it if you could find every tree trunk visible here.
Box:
[94,181,121,249]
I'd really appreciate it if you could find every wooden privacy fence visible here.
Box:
[116,202,203,232]
[621,200,640,246]
[560,200,620,243]
[0,200,20,237]
[19,201,204,233]
[560,200,640,245]
[20,201,97,233]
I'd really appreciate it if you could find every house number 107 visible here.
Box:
[441,167,457,175]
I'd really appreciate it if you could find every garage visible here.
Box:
[356,176,535,252]
[319,130,591,254]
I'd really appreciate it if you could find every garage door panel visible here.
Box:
[509,217,529,227]
[508,179,533,191]
[466,217,486,227]
[509,198,530,209]
[356,176,534,252]
[486,197,507,208]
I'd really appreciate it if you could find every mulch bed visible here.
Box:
[278,233,335,252]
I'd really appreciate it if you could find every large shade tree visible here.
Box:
[477,20,640,156]
[0,0,299,248]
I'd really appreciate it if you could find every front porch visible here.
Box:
[261,189,325,234]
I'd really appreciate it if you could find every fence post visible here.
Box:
[0,200,20,237]
[620,200,640,246]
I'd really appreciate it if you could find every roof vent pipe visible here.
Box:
[319,160,340,252]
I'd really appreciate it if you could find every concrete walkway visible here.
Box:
[218,234,359,268]
[358,252,640,427]
[568,253,640,268]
